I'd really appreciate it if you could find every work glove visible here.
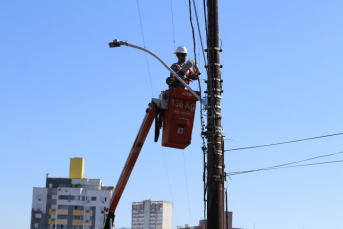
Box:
[188,59,201,76]
[180,60,193,75]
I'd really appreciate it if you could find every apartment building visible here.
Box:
[132,200,173,229]
[30,157,114,229]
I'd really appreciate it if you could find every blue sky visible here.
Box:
[1,1,342,229]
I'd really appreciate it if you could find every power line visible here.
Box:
[227,150,343,176]
[192,0,207,67]
[188,0,208,221]
[169,0,176,51]
[203,0,208,41]
[183,150,193,225]
[264,151,343,170]
[224,132,343,152]
[189,0,197,66]
[227,159,343,176]
[161,147,179,225]
[136,0,154,97]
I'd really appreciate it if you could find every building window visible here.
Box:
[56,225,67,229]
[34,223,41,228]
[74,206,84,210]
[57,215,68,219]
[72,226,83,229]
[35,214,42,218]
[58,195,69,200]
[36,194,43,201]
[73,196,81,201]
[36,204,42,211]
[73,215,84,220]
[100,197,107,202]
[91,197,96,201]
[58,205,68,209]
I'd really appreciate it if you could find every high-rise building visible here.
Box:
[131,200,173,229]
[30,157,114,229]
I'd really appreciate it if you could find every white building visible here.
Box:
[132,200,173,229]
[30,158,114,229]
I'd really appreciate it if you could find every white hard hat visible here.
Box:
[174,46,188,54]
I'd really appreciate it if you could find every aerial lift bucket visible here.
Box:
[162,88,201,149]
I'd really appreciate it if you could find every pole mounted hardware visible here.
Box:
[108,39,207,107]
[205,0,225,228]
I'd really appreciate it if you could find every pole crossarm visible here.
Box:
[109,39,206,107]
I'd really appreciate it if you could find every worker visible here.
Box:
[167,46,198,89]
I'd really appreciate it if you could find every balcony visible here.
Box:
[49,209,56,215]
[57,209,68,215]
[85,220,92,226]
[48,218,55,224]
[57,219,68,225]
[73,210,84,216]
[72,220,83,225]
[85,210,92,216]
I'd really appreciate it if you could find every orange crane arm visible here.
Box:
[109,105,155,212]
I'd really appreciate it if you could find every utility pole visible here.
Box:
[205,0,224,228]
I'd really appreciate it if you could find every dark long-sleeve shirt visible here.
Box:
[169,61,196,89]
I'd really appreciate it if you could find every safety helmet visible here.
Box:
[174,46,188,54]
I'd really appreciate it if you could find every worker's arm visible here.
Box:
[167,64,184,87]
[167,60,199,87]
[170,63,183,77]
[188,69,199,80]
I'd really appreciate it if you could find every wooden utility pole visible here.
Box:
[206,0,224,228]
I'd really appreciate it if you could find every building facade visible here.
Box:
[132,200,173,229]
[30,158,114,229]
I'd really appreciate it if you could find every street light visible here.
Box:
[109,39,207,107]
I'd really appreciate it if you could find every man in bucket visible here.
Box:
[166,46,199,89]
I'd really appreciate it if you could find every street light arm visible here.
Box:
[109,39,207,107]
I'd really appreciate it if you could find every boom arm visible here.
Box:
[104,105,155,228]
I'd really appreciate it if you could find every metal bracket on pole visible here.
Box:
[109,39,207,108]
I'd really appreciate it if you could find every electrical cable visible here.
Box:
[263,151,343,170]
[183,150,193,225]
[169,0,176,51]
[187,2,197,224]
[225,132,343,152]
[136,0,154,97]
[194,2,208,220]
[189,0,208,220]
[189,0,197,68]
[227,150,343,176]
[203,0,208,41]
[200,0,220,221]
[161,147,179,225]
[192,0,207,67]
[227,159,343,176]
